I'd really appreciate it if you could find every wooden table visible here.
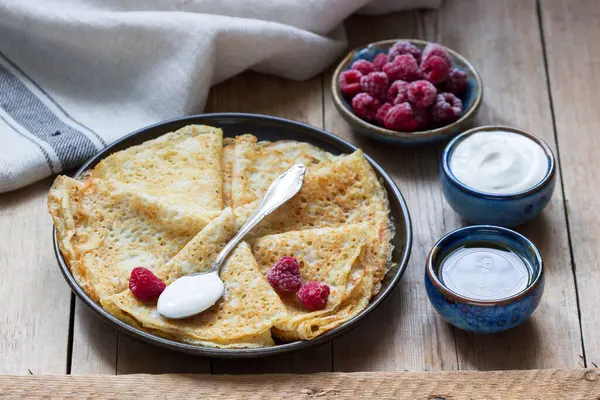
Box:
[1,0,598,375]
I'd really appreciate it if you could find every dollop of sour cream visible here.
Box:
[157,271,224,319]
[449,131,549,195]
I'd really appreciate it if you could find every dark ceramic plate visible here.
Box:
[53,113,412,358]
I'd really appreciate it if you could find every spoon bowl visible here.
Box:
[157,272,224,319]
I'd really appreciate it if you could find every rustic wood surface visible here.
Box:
[0,0,597,378]
[1,369,600,399]
[0,178,70,375]
[540,0,600,369]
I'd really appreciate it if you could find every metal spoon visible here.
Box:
[157,164,307,319]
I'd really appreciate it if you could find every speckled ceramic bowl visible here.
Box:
[331,39,483,145]
[425,225,544,333]
[441,125,556,227]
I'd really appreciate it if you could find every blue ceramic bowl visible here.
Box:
[331,39,483,145]
[425,225,544,333]
[441,126,556,227]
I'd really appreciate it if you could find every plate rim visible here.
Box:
[53,112,413,358]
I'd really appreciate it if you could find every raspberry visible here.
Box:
[441,68,468,95]
[387,40,422,63]
[351,60,376,76]
[267,256,302,292]
[421,55,450,84]
[351,92,381,121]
[297,281,330,310]
[383,54,422,82]
[384,102,419,132]
[407,80,437,108]
[422,43,452,66]
[375,102,393,126]
[360,72,389,101]
[432,92,463,124]
[373,53,388,71]
[387,80,409,104]
[129,267,166,301]
[339,69,363,98]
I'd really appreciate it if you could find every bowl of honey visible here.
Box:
[425,225,544,333]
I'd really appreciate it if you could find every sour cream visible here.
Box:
[157,271,224,319]
[449,131,549,195]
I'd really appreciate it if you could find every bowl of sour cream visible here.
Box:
[441,125,556,227]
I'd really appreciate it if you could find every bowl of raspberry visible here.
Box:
[332,39,483,145]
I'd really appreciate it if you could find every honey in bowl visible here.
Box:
[426,225,544,333]
[438,242,534,301]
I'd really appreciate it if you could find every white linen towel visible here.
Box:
[0,0,440,192]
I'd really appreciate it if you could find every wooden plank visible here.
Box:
[2,369,599,399]
[206,72,332,374]
[324,11,459,372]
[212,344,332,375]
[116,335,210,374]
[540,0,600,367]
[204,71,323,125]
[73,308,210,374]
[69,301,116,374]
[0,178,71,374]
[438,0,582,370]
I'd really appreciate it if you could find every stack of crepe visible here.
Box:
[48,125,394,348]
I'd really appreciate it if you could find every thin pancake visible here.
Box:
[101,297,277,349]
[250,224,369,340]
[236,150,393,295]
[48,176,211,302]
[282,236,378,340]
[102,210,289,348]
[231,134,336,208]
[153,208,236,284]
[222,137,235,208]
[91,125,224,213]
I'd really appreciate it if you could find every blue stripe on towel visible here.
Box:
[0,63,96,170]
[0,51,106,147]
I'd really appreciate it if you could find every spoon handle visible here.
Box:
[209,164,307,273]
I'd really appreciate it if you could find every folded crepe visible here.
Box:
[102,209,289,348]
[236,150,394,295]
[251,223,372,340]
[48,125,225,301]
[48,176,211,302]
[91,125,224,214]
[222,137,236,208]
[230,134,336,208]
